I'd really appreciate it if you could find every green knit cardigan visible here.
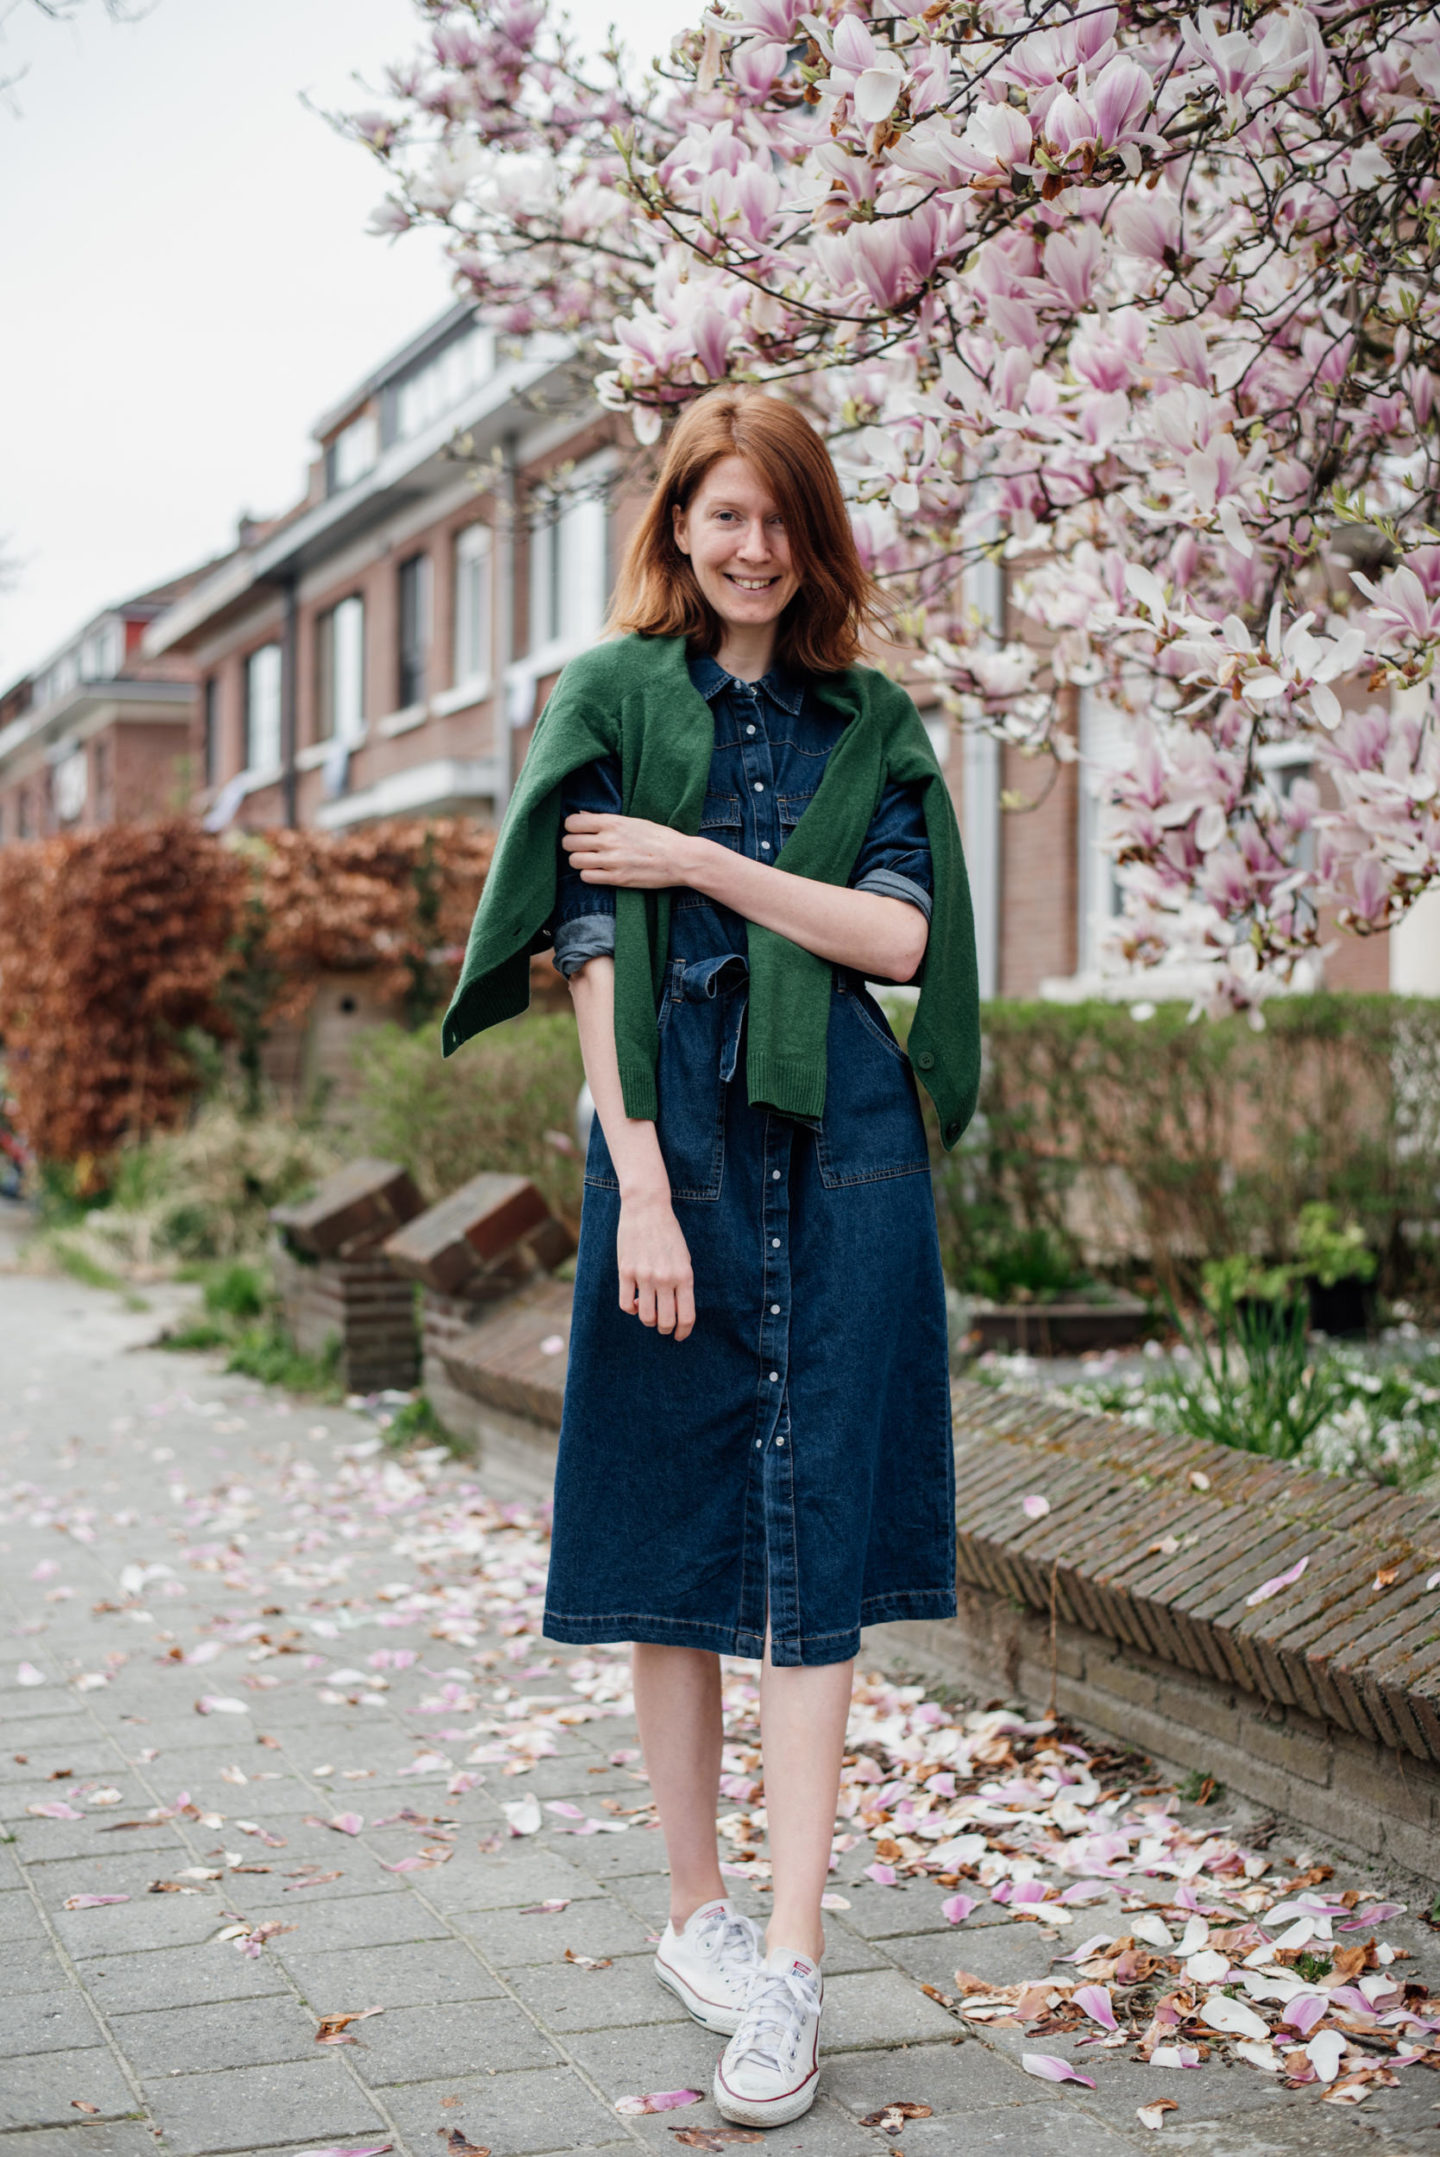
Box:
[441,633,981,1148]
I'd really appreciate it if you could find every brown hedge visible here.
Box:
[0,817,495,1169]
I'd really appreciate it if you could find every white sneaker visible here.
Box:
[653,1897,761,2035]
[713,1944,823,2127]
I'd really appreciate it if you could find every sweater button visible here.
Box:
[945,1121,960,1142]
[915,1049,935,1070]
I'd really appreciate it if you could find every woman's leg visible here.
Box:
[759,1629,854,1964]
[632,1642,727,1928]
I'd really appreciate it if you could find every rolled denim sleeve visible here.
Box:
[548,754,622,978]
[850,779,933,922]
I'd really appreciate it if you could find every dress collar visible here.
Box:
[686,650,805,715]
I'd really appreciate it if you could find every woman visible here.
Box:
[443,389,980,2128]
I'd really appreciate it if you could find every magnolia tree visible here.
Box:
[350,0,1440,1009]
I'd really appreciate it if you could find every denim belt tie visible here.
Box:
[674,952,749,1083]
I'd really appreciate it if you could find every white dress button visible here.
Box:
[753,781,764,792]
[771,1237,781,1248]
[747,724,756,735]
[769,1370,779,1382]
[776,1435,786,1447]
[771,1169,781,1180]
[771,1303,780,1314]
[760,842,771,851]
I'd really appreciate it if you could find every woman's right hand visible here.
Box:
[617,1184,695,1342]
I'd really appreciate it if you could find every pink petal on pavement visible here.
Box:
[327,1813,364,1835]
[1022,2053,1096,2089]
[865,1862,898,1887]
[1282,1994,1330,2036]
[942,1893,979,1925]
[16,1662,45,1686]
[614,2090,702,2115]
[195,1695,249,1715]
[1245,1555,1308,1607]
[1340,1902,1404,1928]
[1021,1494,1051,1519]
[1073,1983,1119,2031]
[545,1801,585,1818]
[63,1894,130,1908]
[1057,1933,1114,1963]
[27,1802,83,1820]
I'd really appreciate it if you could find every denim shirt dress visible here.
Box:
[540,652,956,1667]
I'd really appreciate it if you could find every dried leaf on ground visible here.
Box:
[564,1947,613,1969]
[1137,2099,1179,2129]
[437,2133,491,2155]
[861,2101,934,2130]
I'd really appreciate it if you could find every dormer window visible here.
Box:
[329,412,379,494]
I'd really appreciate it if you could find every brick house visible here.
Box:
[0,566,220,846]
[145,299,1435,1003]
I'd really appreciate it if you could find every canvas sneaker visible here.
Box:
[713,1943,823,2127]
[653,1897,762,2035]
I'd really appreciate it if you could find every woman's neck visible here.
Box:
[714,623,778,683]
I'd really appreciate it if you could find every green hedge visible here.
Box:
[897,996,1440,1303]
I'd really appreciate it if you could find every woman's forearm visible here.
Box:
[568,955,670,1199]
[677,839,928,981]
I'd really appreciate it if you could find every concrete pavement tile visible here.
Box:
[56,1886,225,1958]
[899,2102,1153,2154]
[0,1885,49,1941]
[468,1896,655,1967]
[1111,2104,1389,2156]
[0,1744,125,1783]
[0,1778,148,1822]
[0,1941,71,1997]
[0,1989,107,2057]
[350,1997,563,2084]
[821,2036,1032,2118]
[556,1828,675,1882]
[834,1877,1008,1939]
[107,1994,319,2074]
[881,1923,1072,1992]
[0,2131,161,2157]
[431,1847,607,1912]
[0,1711,98,1750]
[77,1942,290,2013]
[0,2046,140,2131]
[506,1955,689,2034]
[619,2098,891,2156]
[380,2063,622,2155]
[138,2059,388,2156]
[563,2017,737,2103]
[276,1937,506,2009]
[262,1886,450,1953]
[7,1816,181,1863]
[819,1969,964,2051]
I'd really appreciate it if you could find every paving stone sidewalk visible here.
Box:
[1,1239,1437,2157]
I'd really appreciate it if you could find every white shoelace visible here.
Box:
[730,1962,821,2073]
[694,1903,761,1974]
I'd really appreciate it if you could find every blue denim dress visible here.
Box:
[540,653,956,1667]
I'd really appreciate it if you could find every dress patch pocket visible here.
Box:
[814,979,932,1189]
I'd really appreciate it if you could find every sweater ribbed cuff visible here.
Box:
[617,1062,659,1123]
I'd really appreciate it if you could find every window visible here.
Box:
[316,596,366,744]
[17,788,31,839]
[397,554,432,710]
[328,412,379,494]
[79,622,121,681]
[453,524,493,688]
[528,460,610,654]
[53,745,87,824]
[1077,689,1128,978]
[392,326,493,444]
[93,738,110,818]
[203,678,219,788]
[244,643,283,774]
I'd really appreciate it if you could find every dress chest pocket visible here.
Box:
[815,979,932,1189]
[700,792,743,851]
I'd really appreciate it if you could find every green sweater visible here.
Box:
[441,633,981,1148]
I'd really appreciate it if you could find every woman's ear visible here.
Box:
[672,500,690,557]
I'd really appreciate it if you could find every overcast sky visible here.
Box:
[0,0,693,685]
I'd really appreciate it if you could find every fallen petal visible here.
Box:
[1137,2100,1178,2130]
[614,2090,703,2115]
[1021,2054,1096,2088]
[1245,1556,1309,1607]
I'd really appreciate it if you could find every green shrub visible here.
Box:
[346,1012,585,1218]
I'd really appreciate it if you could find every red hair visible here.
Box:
[609,390,878,673]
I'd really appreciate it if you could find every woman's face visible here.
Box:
[672,454,801,637]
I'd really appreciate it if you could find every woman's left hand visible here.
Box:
[562,811,699,889]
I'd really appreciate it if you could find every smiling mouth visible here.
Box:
[724,573,781,591]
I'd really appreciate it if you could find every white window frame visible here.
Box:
[317,594,367,746]
[527,452,612,667]
[452,522,493,692]
[244,642,283,777]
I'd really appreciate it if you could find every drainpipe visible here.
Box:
[494,432,519,817]
[280,570,299,828]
